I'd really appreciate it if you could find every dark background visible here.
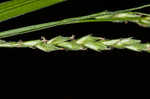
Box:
[0,0,148,96]
[0,0,150,57]
[28,96,72,99]
[64,96,72,99]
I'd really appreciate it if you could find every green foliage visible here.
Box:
[0,0,150,53]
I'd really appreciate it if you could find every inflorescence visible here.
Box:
[0,35,150,53]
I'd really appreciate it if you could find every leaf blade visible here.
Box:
[0,0,65,22]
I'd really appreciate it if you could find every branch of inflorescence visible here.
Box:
[0,4,150,39]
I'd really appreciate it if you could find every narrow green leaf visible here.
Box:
[0,0,27,10]
[0,0,65,22]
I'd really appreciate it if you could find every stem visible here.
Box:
[121,4,150,12]
[0,11,109,38]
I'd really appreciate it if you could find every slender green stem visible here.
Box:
[0,11,109,38]
[121,4,150,12]
[0,35,150,53]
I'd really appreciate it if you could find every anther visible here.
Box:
[41,36,48,43]
[70,35,75,40]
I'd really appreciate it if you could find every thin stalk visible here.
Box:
[0,11,109,38]
[121,4,150,12]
